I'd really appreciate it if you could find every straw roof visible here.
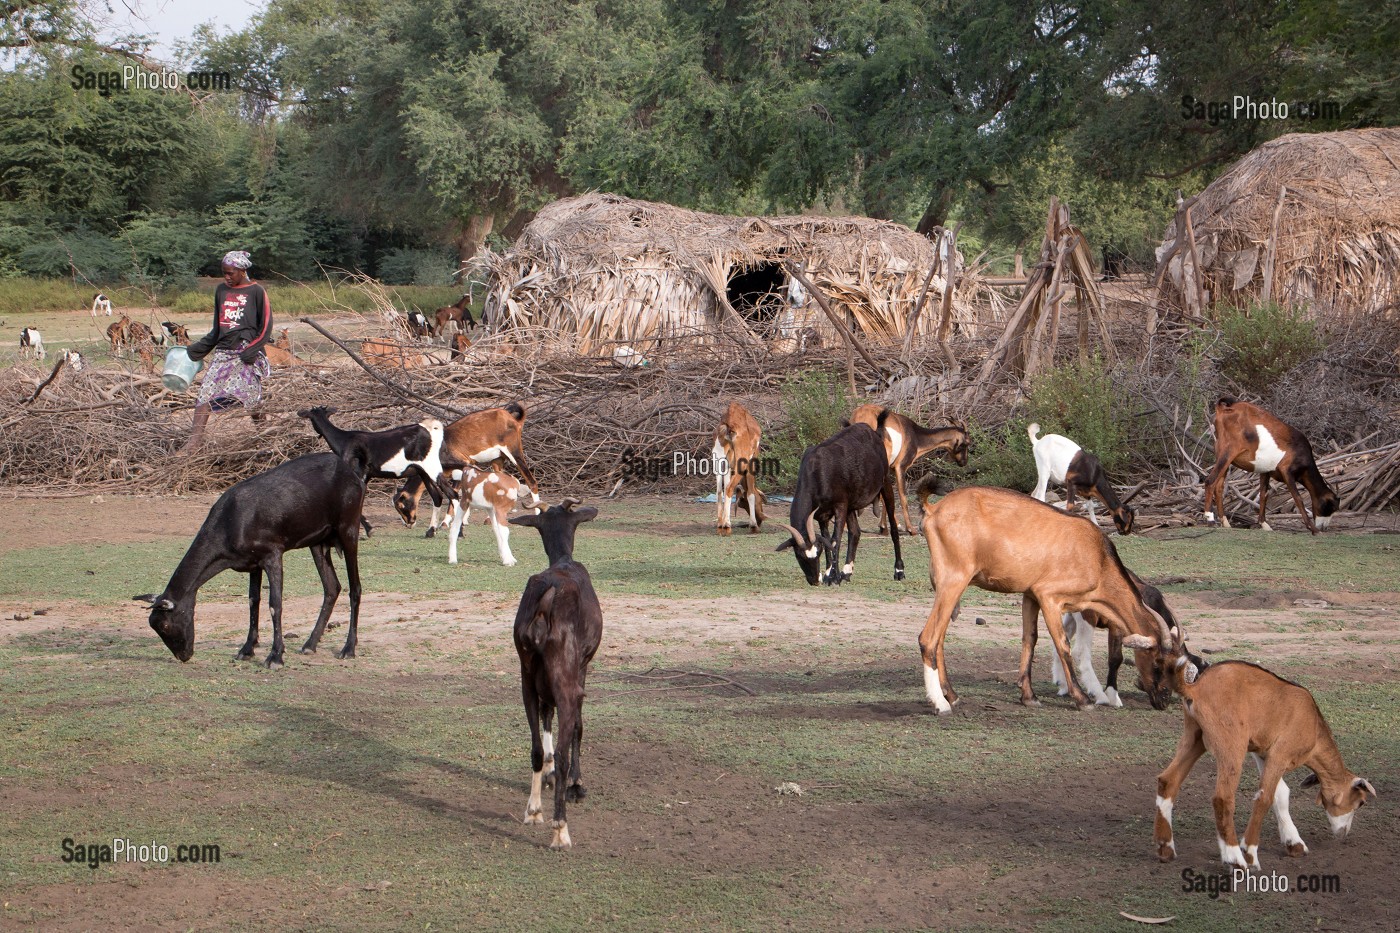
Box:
[1156,128,1400,313]
[480,193,987,353]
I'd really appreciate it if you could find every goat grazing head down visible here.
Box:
[919,486,1186,713]
[145,594,195,662]
[776,420,904,586]
[1151,660,1375,870]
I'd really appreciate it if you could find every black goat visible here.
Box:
[137,453,366,667]
[406,309,433,339]
[299,406,457,536]
[509,498,603,850]
[777,417,904,586]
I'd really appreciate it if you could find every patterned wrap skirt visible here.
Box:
[197,345,271,412]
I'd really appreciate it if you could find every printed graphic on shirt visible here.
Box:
[220,292,249,330]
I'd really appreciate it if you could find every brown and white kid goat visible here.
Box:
[443,466,540,565]
[1203,397,1339,534]
[395,402,540,532]
[849,404,968,534]
[712,401,766,535]
[1028,423,1140,535]
[511,499,603,850]
[1149,659,1375,870]
[917,486,1185,713]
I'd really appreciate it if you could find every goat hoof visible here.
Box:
[424,527,436,539]
[1286,842,1308,857]
[335,648,356,660]
[1021,697,1042,708]
[748,525,761,534]
[717,526,731,536]
[523,810,544,825]
[265,656,284,670]
[1157,843,1177,862]
[233,650,256,662]
[893,569,905,581]
[299,645,317,655]
[565,783,587,802]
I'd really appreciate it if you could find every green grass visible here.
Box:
[2,498,1396,930]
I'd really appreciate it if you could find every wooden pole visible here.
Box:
[784,264,883,373]
[1260,185,1287,304]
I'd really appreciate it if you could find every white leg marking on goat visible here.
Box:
[525,770,544,824]
[447,500,467,564]
[922,663,951,713]
[1104,686,1122,707]
[1315,514,1331,530]
[1259,521,1273,532]
[1204,510,1215,523]
[747,492,757,526]
[491,513,516,566]
[1218,837,1247,869]
[543,730,555,775]
[842,562,853,577]
[1156,795,1174,825]
[1066,614,1111,704]
[1245,844,1259,868]
[550,820,572,849]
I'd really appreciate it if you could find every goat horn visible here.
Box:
[780,523,807,546]
[804,509,819,544]
[561,496,580,510]
[1122,481,1150,504]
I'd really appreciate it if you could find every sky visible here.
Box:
[104,0,268,63]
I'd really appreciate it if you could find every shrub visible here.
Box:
[1218,300,1321,392]
[766,368,854,492]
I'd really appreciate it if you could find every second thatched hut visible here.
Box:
[479,193,988,354]
[1156,128,1400,315]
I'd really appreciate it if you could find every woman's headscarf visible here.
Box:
[221,250,252,270]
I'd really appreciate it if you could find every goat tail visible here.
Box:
[875,407,891,434]
[1027,422,1041,444]
[504,401,526,421]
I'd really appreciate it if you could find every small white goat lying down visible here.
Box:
[444,466,541,565]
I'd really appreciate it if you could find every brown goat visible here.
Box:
[395,402,539,530]
[849,404,968,534]
[1150,660,1375,869]
[1204,397,1339,534]
[917,486,1183,713]
[361,337,428,370]
[107,315,133,356]
[712,401,766,535]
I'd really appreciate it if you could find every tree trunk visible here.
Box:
[915,186,954,238]
[454,214,496,267]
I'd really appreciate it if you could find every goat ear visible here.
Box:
[1354,778,1377,799]
[132,593,164,606]
[508,513,541,528]
[775,538,795,552]
[1121,634,1157,650]
[1300,772,1321,788]
[570,507,599,524]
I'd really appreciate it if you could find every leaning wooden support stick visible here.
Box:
[300,317,465,420]
[784,264,883,373]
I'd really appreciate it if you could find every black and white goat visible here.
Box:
[1028,423,1139,534]
[19,328,44,361]
[777,417,904,586]
[137,453,366,667]
[299,406,458,534]
[510,499,603,850]
[407,309,434,340]
[91,293,112,316]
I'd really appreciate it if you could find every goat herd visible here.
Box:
[134,392,1371,863]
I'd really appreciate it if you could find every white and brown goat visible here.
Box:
[1150,659,1375,870]
[712,401,766,535]
[396,402,540,533]
[91,293,112,317]
[19,327,44,361]
[1203,397,1339,534]
[107,315,133,356]
[917,486,1185,714]
[849,404,968,534]
[1028,423,1139,535]
[443,465,540,566]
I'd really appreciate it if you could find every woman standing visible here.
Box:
[182,250,273,453]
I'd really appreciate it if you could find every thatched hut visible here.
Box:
[1156,128,1400,314]
[480,193,987,353]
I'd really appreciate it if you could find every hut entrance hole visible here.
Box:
[726,262,788,329]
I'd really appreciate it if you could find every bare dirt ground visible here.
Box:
[2,493,1398,931]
